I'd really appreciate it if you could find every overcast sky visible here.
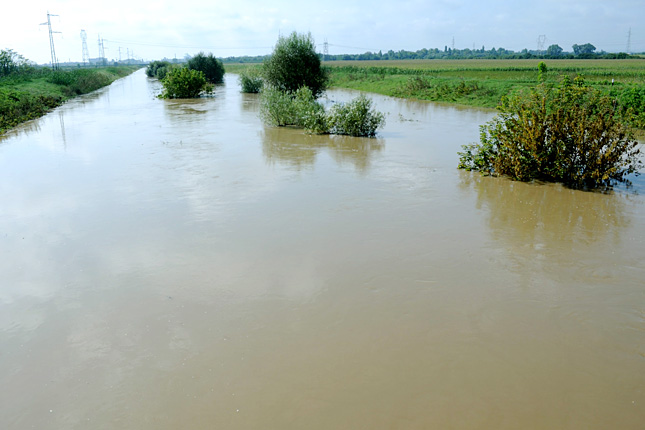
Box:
[2,0,643,64]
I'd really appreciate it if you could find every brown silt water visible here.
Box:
[1,70,644,429]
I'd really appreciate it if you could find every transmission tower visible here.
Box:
[537,35,547,53]
[97,35,107,65]
[323,38,329,61]
[626,28,632,53]
[40,11,61,70]
[80,29,90,65]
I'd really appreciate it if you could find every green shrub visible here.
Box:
[187,52,225,84]
[156,64,179,81]
[160,67,212,99]
[263,32,328,98]
[259,87,299,126]
[239,67,263,93]
[326,95,385,137]
[146,61,171,78]
[458,78,642,188]
[260,86,384,137]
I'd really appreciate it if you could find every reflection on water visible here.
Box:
[1,70,644,430]
[459,172,630,249]
[262,126,384,173]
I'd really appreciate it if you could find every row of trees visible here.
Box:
[221,43,634,64]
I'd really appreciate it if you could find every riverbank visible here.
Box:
[0,66,140,133]
[228,59,645,127]
[326,60,645,125]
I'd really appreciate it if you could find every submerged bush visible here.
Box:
[458,77,642,188]
[155,64,180,81]
[160,68,212,99]
[187,52,225,84]
[326,95,385,137]
[259,87,323,127]
[260,86,384,137]
[146,61,171,78]
[239,67,264,93]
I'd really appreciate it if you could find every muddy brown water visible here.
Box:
[1,70,644,429]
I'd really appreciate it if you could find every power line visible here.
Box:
[40,11,61,70]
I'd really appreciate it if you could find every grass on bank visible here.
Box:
[1,66,140,133]
[227,59,645,129]
[321,59,645,128]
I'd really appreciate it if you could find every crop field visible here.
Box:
[325,59,645,83]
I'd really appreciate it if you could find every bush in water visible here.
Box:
[458,76,642,188]
[239,67,263,93]
[260,86,384,137]
[263,32,328,99]
[326,95,385,137]
[160,68,212,99]
[187,52,225,84]
[146,61,171,78]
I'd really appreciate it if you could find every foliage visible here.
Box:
[259,87,322,127]
[326,60,645,116]
[537,62,547,82]
[259,86,384,137]
[0,49,32,77]
[458,78,642,188]
[1,64,138,133]
[545,44,563,57]
[612,86,645,128]
[263,32,328,98]
[187,52,225,84]
[155,64,180,80]
[160,67,212,99]
[146,61,171,78]
[326,95,385,137]
[238,67,264,93]
[572,43,596,56]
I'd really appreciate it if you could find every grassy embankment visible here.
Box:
[0,66,140,133]
[228,59,645,127]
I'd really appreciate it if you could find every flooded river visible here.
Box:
[1,69,644,429]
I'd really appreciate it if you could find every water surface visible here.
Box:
[1,70,644,429]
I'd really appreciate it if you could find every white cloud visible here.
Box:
[1,0,643,64]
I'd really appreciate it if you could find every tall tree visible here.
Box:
[263,32,328,98]
[572,43,596,56]
[546,44,563,57]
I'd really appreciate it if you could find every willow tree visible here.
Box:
[263,32,328,98]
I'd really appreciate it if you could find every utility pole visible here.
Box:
[80,29,90,65]
[537,35,546,53]
[40,11,61,70]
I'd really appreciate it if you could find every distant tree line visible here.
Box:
[221,43,637,63]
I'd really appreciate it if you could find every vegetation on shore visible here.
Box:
[322,59,645,128]
[1,49,139,133]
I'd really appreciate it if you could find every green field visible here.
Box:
[0,66,140,133]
